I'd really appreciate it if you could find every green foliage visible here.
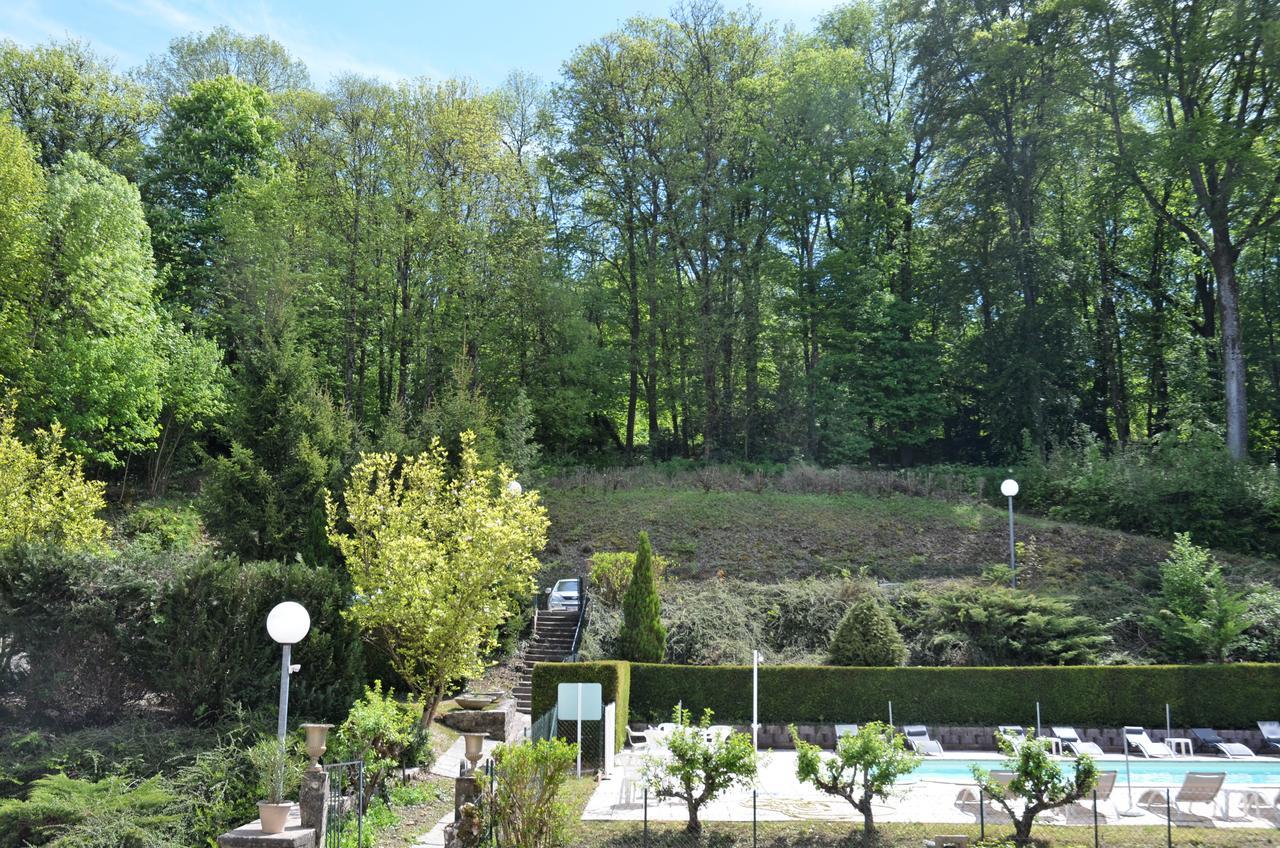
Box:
[1009,436,1280,555]
[423,360,499,468]
[0,774,176,848]
[116,501,203,553]
[201,327,352,564]
[826,589,907,667]
[618,532,667,663]
[0,545,365,727]
[973,733,1098,843]
[896,584,1109,666]
[0,403,108,551]
[0,116,44,386]
[529,661,630,751]
[166,721,260,846]
[555,660,1280,727]
[485,738,578,848]
[0,40,152,172]
[326,433,549,724]
[1148,533,1252,662]
[500,387,541,478]
[791,721,921,836]
[145,75,279,314]
[642,706,757,834]
[25,151,166,465]
[246,739,301,805]
[334,682,425,810]
[589,549,669,607]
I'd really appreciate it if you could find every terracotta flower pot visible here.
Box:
[258,801,292,834]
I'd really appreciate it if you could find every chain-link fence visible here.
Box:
[531,706,610,773]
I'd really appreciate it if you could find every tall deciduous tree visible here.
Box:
[1098,0,1280,459]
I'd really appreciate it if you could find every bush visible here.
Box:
[333,681,425,811]
[1000,431,1280,555]
[827,589,906,666]
[895,584,1109,666]
[618,532,666,662]
[0,545,367,728]
[1147,533,1251,663]
[589,549,668,607]
[0,774,176,848]
[538,660,1280,727]
[485,738,577,848]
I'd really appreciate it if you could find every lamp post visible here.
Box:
[267,601,311,747]
[1000,478,1019,588]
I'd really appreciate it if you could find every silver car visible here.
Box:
[546,578,582,611]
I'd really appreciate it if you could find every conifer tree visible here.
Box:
[827,590,907,666]
[619,531,666,662]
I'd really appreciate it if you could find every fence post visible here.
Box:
[753,789,757,848]
[357,764,364,848]
[979,787,985,841]
[1166,787,1172,848]
[1093,789,1099,848]
[643,787,649,848]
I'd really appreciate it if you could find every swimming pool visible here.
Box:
[910,757,1280,786]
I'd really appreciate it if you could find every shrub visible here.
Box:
[1148,533,1251,662]
[334,682,425,811]
[589,549,668,607]
[618,532,666,663]
[896,584,1108,666]
[116,502,203,553]
[0,774,176,848]
[827,589,907,666]
[641,706,756,834]
[485,738,577,848]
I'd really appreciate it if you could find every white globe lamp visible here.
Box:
[266,601,310,746]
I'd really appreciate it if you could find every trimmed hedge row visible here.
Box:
[531,661,631,750]
[533,661,1280,729]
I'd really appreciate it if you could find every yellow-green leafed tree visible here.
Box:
[326,430,548,726]
[0,402,108,550]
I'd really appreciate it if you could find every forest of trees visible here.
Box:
[1,0,1278,495]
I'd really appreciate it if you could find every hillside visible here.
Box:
[541,483,1276,587]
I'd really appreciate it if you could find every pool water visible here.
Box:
[912,757,1280,786]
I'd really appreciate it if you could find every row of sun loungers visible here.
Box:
[907,723,1273,757]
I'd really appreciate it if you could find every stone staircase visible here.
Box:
[513,609,580,714]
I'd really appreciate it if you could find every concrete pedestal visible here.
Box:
[216,805,314,847]
[299,768,329,843]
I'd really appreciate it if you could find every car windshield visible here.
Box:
[554,579,580,593]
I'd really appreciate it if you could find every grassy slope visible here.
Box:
[541,485,1277,589]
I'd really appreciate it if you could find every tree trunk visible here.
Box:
[1213,248,1248,459]
[686,800,701,834]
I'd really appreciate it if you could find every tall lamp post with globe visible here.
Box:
[267,601,311,747]
[1001,478,1019,588]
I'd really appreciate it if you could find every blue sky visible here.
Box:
[1,0,834,89]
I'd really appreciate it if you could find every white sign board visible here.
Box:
[557,682,603,721]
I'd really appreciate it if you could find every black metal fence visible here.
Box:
[473,775,1280,848]
[322,759,365,848]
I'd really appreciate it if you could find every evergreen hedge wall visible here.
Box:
[530,660,631,749]
[534,661,1280,729]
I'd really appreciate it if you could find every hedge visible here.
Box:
[534,661,1280,730]
[531,661,631,750]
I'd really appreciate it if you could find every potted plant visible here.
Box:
[249,738,302,834]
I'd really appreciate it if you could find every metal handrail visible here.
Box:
[568,573,588,662]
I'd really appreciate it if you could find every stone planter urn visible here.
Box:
[257,801,291,834]
[301,723,333,770]
[462,732,487,771]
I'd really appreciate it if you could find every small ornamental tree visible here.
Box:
[792,721,921,837]
[827,590,907,666]
[1150,533,1251,662]
[974,730,1098,845]
[326,431,549,727]
[618,531,666,662]
[643,706,757,834]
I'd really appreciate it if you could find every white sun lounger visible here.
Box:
[1258,721,1280,752]
[1125,726,1174,758]
[1052,726,1104,756]
[904,724,944,756]
[1191,728,1254,758]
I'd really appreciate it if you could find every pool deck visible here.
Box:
[584,750,1280,828]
